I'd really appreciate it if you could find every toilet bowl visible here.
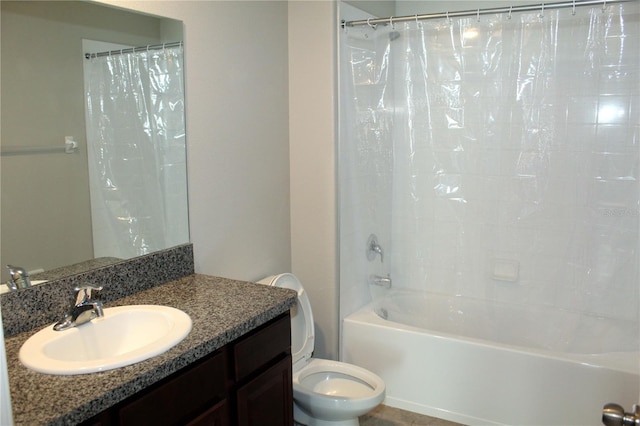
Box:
[258,273,385,426]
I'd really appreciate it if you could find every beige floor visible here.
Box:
[359,405,464,426]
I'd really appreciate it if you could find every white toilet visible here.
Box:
[258,273,385,426]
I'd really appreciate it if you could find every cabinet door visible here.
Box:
[236,355,293,426]
[118,350,228,425]
[186,399,230,426]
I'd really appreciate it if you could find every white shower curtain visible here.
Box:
[340,2,639,344]
[84,45,188,259]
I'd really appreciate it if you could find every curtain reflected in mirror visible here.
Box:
[84,44,188,260]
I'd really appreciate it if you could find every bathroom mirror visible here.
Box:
[0,1,189,284]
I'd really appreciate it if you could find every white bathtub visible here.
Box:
[342,291,639,425]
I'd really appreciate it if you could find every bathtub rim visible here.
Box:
[344,298,640,375]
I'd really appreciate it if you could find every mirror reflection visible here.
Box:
[0,1,189,285]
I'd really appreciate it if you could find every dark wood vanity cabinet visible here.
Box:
[84,313,293,426]
[236,356,293,426]
[233,312,294,426]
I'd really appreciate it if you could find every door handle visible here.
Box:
[602,403,640,426]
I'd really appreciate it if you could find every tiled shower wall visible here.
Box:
[340,3,639,323]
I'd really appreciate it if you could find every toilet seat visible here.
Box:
[258,273,385,426]
[257,273,315,369]
[293,358,385,400]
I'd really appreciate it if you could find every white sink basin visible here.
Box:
[19,305,192,375]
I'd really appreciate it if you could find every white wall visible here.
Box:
[343,0,394,18]
[99,1,341,359]
[395,0,534,16]
[289,1,339,359]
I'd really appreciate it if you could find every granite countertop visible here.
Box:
[4,274,297,426]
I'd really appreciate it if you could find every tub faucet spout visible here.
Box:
[369,274,392,289]
[54,285,104,331]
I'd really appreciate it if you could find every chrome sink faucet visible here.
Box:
[6,265,31,291]
[54,285,104,331]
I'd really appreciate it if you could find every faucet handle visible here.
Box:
[54,285,104,331]
[74,285,103,305]
[366,234,384,263]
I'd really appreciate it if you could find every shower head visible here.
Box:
[389,31,401,41]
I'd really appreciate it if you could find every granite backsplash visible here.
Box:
[1,243,194,337]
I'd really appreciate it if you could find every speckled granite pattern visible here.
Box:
[4,274,297,426]
[30,257,123,281]
[1,244,194,337]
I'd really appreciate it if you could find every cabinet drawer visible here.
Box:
[118,349,228,425]
[234,313,291,382]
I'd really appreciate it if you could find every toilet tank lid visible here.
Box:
[257,273,314,364]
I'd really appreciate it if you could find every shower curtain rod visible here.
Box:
[342,0,634,28]
[84,41,183,59]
